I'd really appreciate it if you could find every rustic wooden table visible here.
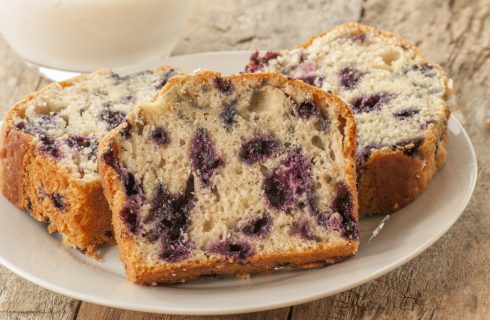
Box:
[1,0,488,319]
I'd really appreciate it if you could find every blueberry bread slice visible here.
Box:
[246,23,451,215]
[0,67,180,256]
[98,71,358,284]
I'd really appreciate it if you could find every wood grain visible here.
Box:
[0,0,488,319]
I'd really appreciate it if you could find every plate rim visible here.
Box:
[0,51,478,315]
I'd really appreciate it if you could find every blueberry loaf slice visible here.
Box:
[98,71,358,284]
[246,23,451,215]
[0,67,180,256]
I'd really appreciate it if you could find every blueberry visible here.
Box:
[66,135,93,150]
[15,121,26,130]
[101,145,116,168]
[219,103,237,127]
[146,174,196,262]
[120,169,140,196]
[239,134,280,164]
[393,108,420,120]
[209,239,254,259]
[293,101,320,119]
[393,138,424,157]
[39,135,62,159]
[290,219,319,241]
[120,196,141,234]
[339,67,363,89]
[264,149,312,210]
[150,127,170,146]
[99,109,126,129]
[355,143,380,165]
[160,241,191,262]
[412,63,434,73]
[351,92,393,113]
[214,77,233,94]
[332,183,357,239]
[351,33,367,44]
[245,51,280,73]
[50,193,66,210]
[155,69,178,89]
[190,128,223,186]
[241,214,272,237]
[119,121,132,139]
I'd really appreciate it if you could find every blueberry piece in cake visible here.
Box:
[190,128,224,186]
[0,67,181,256]
[351,92,393,114]
[339,67,363,90]
[98,71,358,284]
[246,22,451,215]
[239,134,280,164]
[150,127,170,146]
[240,214,272,238]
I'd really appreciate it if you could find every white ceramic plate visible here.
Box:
[0,52,477,315]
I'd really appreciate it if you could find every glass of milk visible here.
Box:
[0,0,191,80]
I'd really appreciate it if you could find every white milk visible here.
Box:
[0,0,191,72]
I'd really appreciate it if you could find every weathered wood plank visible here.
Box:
[290,0,490,319]
[76,302,290,320]
[173,0,363,54]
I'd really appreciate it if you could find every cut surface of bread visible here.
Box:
[246,23,451,215]
[98,71,359,284]
[0,67,179,256]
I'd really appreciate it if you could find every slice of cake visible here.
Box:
[245,23,451,215]
[0,67,180,256]
[98,71,358,284]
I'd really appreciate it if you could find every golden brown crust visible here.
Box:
[246,22,451,215]
[98,71,359,284]
[0,67,179,257]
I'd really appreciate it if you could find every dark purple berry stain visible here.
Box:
[393,138,424,157]
[264,149,312,210]
[412,63,434,74]
[155,69,178,90]
[307,183,357,240]
[15,121,26,131]
[39,135,62,159]
[351,33,367,44]
[241,214,272,238]
[293,100,320,119]
[355,143,380,166]
[119,121,132,139]
[66,135,92,150]
[101,144,116,168]
[50,193,66,210]
[209,239,254,259]
[190,128,224,186]
[332,183,357,239]
[98,109,126,130]
[351,92,393,114]
[214,77,233,94]
[150,127,170,146]
[239,134,280,164]
[120,196,142,234]
[290,219,320,241]
[219,103,237,128]
[339,67,363,90]
[393,108,420,120]
[245,51,280,73]
[146,174,196,262]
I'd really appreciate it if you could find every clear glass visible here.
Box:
[0,0,191,81]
